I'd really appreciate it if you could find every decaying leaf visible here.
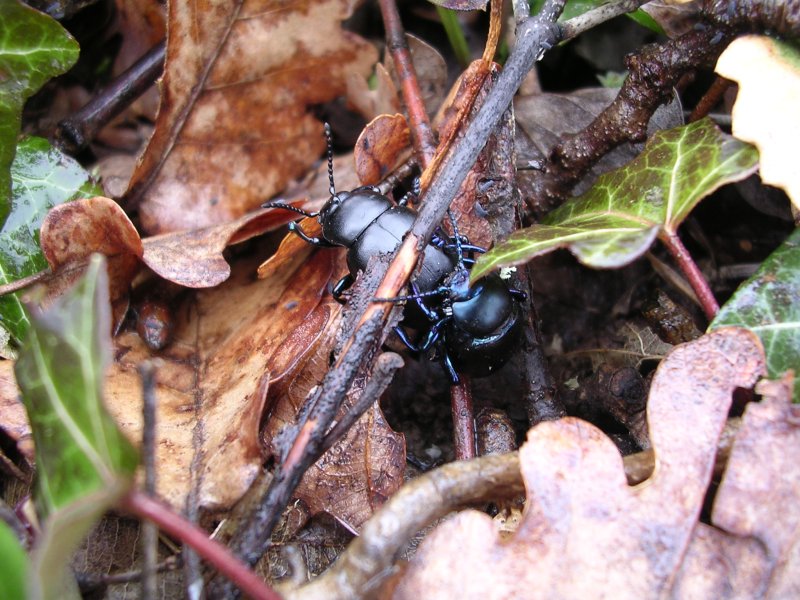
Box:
[392,328,768,598]
[125,0,377,234]
[348,33,447,123]
[40,197,142,329]
[113,252,334,511]
[354,114,411,186]
[141,205,302,288]
[716,35,800,206]
[263,299,406,532]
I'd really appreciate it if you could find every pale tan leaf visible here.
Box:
[392,328,768,599]
[716,35,800,206]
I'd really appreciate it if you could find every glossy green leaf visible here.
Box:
[0,520,28,600]
[0,136,102,345]
[472,118,759,280]
[0,0,78,225]
[14,255,137,599]
[711,228,800,402]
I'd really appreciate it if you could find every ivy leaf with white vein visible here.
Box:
[471,118,759,281]
[711,228,800,402]
[14,255,137,599]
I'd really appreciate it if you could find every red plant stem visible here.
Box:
[378,0,437,168]
[120,491,282,600]
[451,377,477,460]
[661,231,719,321]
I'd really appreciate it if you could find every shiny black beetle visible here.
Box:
[263,124,525,383]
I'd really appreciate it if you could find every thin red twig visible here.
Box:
[451,377,477,460]
[378,0,437,167]
[120,490,281,600]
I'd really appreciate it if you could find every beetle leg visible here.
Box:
[393,326,421,352]
[441,351,460,385]
[331,274,355,303]
[416,317,450,351]
[509,288,527,302]
[288,221,334,247]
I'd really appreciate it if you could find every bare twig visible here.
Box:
[320,352,405,453]
[527,25,733,214]
[286,453,525,600]
[56,41,165,153]
[559,0,651,39]
[688,76,734,122]
[138,361,159,600]
[451,378,477,460]
[379,0,437,167]
[0,269,50,297]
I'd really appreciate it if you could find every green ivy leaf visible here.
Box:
[0,520,28,600]
[14,254,138,599]
[472,118,759,281]
[0,136,102,345]
[711,229,800,402]
[0,0,79,225]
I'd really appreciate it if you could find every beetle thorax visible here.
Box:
[319,187,393,247]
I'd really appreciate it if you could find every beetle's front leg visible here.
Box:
[288,221,335,247]
[331,274,355,303]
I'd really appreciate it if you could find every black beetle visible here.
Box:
[263,124,524,383]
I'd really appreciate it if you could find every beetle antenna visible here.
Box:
[324,122,336,197]
[374,288,446,303]
[261,201,318,218]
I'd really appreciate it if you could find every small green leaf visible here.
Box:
[14,255,137,599]
[0,0,79,225]
[0,520,28,600]
[711,229,800,402]
[0,136,102,345]
[15,254,138,516]
[472,118,759,280]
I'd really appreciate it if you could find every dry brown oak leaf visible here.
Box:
[126,0,377,234]
[393,328,786,599]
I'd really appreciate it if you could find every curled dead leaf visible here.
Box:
[40,196,143,328]
[354,114,411,186]
[142,205,302,288]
